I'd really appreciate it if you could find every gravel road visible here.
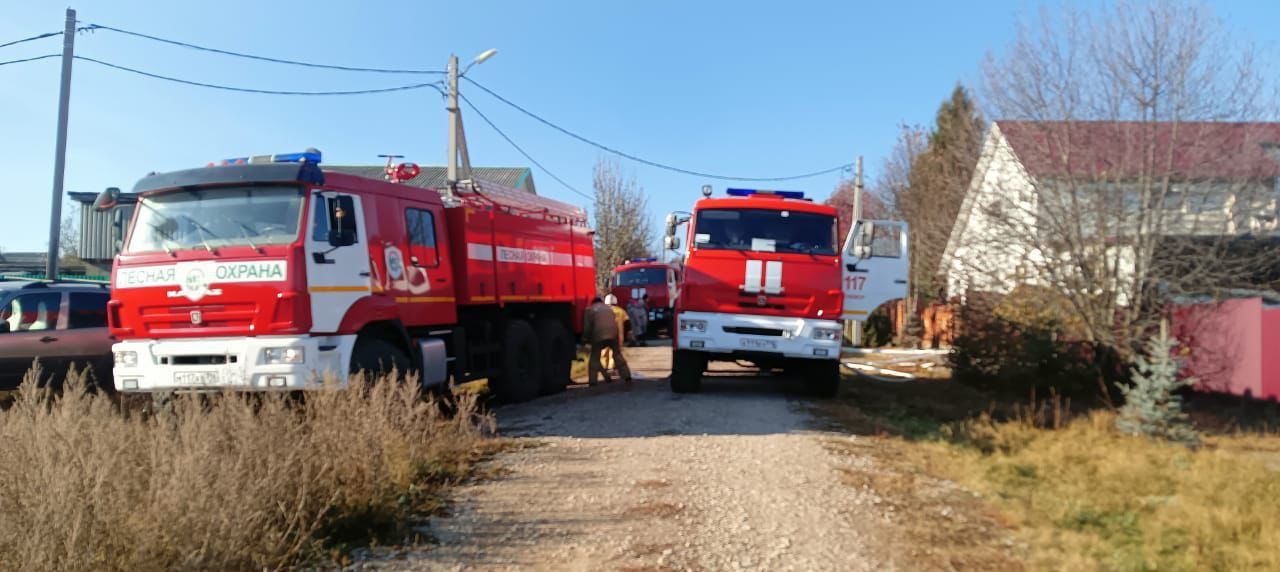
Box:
[359,344,894,571]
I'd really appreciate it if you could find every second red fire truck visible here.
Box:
[101,150,594,402]
[665,187,908,395]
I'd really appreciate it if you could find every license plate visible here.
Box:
[174,371,219,386]
[740,338,778,350]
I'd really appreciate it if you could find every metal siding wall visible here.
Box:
[76,202,132,261]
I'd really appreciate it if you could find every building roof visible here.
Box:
[323,165,537,194]
[997,121,1280,179]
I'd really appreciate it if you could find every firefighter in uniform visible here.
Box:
[584,296,632,385]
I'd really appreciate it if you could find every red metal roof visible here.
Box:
[997,121,1280,180]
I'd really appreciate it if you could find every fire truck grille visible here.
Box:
[140,303,258,335]
[723,326,786,337]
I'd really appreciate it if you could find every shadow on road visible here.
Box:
[495,366,819,439]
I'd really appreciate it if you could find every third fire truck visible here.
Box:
[664,187,908,395]
[608,257,679,336]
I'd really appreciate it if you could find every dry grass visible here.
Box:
[819,373,1280,571]
[0,363,495,571]
[929,412,1280,571]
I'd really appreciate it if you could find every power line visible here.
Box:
[460,93,592,201]
[463,76,855,183]
[82,23,446,75]
[74,56,446,96]
[0,54,59,67]
[0,31,60,50]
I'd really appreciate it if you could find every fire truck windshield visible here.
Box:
[614,267,665,286]
[126,185,306,254]
[693,208,837,255]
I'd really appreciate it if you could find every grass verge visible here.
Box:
[818,373,1280,571]
[0,364,497,571]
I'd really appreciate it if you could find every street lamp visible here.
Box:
[462,48,499,76]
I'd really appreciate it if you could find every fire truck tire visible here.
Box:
[536,319,573,395]
[670,350,705,393]
[806,360,841,398]
[490,319,543,403]
[350,337,413,382]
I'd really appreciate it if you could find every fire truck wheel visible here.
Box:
[806,360,841,398]
[350,337,413,383]
[536,319,573,395]
[491,319,543,403]
[670,350,705,393]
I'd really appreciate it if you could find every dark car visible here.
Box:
[0,279,114,391]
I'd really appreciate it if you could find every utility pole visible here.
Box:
[445,49,496,197]
[852,155,864,221]
[45,8,75,280]
[848,155,865,347]
[445,54,460,197]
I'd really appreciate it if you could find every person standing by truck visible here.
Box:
[626,295,648,345]
[584,296,632,385]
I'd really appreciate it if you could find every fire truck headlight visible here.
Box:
[263,347,305,364]
[114,351,138,367]
[812,327,841,341]
[679,319,707,333]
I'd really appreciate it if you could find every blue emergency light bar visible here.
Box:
[627,257,658,263]
[726,188,806,199]
[221,148,322,166]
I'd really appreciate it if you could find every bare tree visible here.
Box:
[592,158,653,294]
[954,0,1279,355]
[59,200,80,263]
[824,178,890,241]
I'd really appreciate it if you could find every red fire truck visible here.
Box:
[99,150,594,402]
[608,257,679,336]
[665,187,908,396]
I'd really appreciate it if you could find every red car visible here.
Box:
[0,279,114,391]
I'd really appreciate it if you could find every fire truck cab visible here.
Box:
[665,187,908,395]
[103,150,593,402]
[609,258,678,337]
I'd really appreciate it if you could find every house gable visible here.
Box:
[940,123,1039,298]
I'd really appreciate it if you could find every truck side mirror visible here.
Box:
[93,187,121,212]
[664,235,681,251]
[664,213,678,237]
[327,195,358,247]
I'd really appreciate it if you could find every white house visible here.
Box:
[940,121,1280,301]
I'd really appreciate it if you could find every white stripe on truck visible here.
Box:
[764,261,783,294]
[742,260,763,293]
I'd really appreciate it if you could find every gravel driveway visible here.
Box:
[358,344,893,571]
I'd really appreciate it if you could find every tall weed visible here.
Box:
[0,364,492,571]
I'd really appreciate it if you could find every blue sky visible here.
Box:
[1,0,1277,252]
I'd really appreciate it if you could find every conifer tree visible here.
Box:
[1116,322,1200,446]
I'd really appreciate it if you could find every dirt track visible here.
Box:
[357,345,896,571]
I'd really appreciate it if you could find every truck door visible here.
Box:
[305,190,372,333]
[394,202,456,326]
[841,220,909,321]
